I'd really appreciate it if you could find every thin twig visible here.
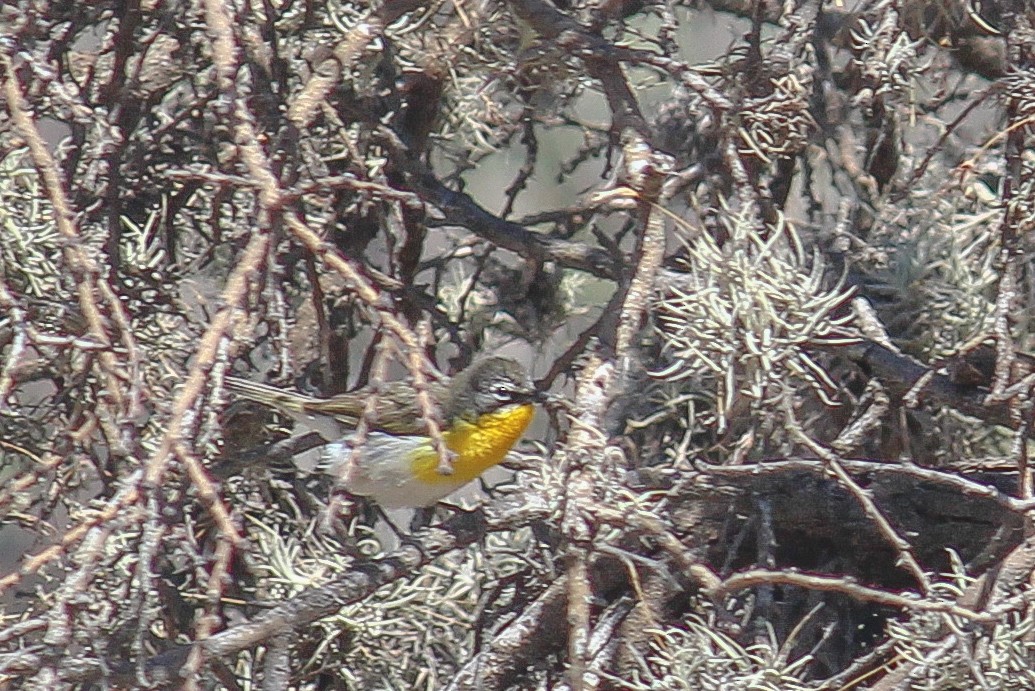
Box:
[711,569,994,623]
[784,401,932,594]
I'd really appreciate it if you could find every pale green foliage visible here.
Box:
[848,8,924,101]
[864,195,1001,359]
[884,554,1035,690]
[629,616,814,691]
[652,209,855,432]
[253,504,544,689]
[0,149,63,299]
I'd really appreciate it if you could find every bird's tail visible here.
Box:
[225,376,316,414]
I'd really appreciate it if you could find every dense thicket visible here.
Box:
[2,1,1034,689]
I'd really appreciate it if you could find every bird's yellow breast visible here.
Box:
[411,403,535,485]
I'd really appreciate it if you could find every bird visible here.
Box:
[224,357,539,508]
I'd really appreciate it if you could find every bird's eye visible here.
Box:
[490,384,512,400]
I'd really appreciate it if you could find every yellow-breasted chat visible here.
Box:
[225,357,538,508]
